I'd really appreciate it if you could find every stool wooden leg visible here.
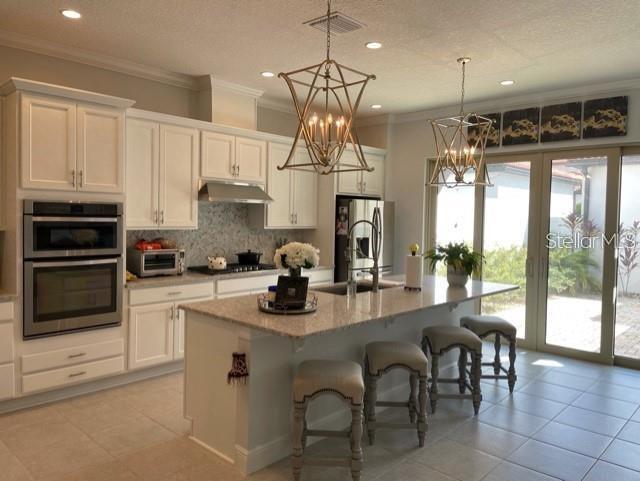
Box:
[508,339,517,393]
[366,375,378,445]
[471,353,483,415]
[493,334,502,375]
[409,373,418,423]
[430,353,439,414]
[292,401,306,481]
[458,348,467,394]
[418,376,428,447]
[350,404,364,481]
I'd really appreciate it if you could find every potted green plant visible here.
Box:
[424,242,483,287]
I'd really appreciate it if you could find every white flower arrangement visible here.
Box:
[274,242,320,270]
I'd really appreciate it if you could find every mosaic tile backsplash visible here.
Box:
[126,202,308,267]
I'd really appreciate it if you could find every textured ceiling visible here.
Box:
[1,0,639,115]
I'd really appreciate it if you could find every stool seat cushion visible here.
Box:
[365,341,428,376]
[461,315,517,338]
[293,360,365,404]
[423,325,482,354]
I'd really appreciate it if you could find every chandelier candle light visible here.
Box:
[278,0,376,174]
[429,57,492,187]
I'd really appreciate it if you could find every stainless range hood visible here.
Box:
[198,180,273,204]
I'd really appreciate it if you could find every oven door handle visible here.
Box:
[30,258,120,268]
[30,216,119,223]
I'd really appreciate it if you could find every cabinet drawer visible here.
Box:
[0,302,13,321]
[216,274,279,295]
[0,364,15,400]
[22,339,124,374]
[0,323,14,364]
[22,356,124,394]
[129,282,214,306]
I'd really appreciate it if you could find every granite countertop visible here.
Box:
[125,265,334,290]
[180,276,518,339]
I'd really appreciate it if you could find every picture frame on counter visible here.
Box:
[275,275,309,310]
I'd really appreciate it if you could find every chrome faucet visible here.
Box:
[345,207,382,292]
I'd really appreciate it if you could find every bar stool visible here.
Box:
[364,341,428,447]
[461,315,518,392]
[292,360,365,481]
[422,326,483,414]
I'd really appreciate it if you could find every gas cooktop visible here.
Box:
[188,264,278,275]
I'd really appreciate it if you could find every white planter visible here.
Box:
[447,265,469,287]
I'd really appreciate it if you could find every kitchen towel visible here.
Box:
[405,255,423,290]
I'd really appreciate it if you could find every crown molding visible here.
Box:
[0,77,135,108]
[0,29,198,91]
[393,77,640,125]
[257,96,297,115]
[208,76,264,98]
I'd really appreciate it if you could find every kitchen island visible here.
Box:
[181,276,516,475]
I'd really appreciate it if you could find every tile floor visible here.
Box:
[2,347,640,480]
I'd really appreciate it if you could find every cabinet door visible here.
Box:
[266,142,293,228]
[21,94,76,191]
[363,153,385,197]
[174,307,185,360]
[125,119,159,228]
[336,150,363,195]
[77,105,124,193]
[201,131,235,180]
[236,137,266,183]
[159,124,199,228]
[128,302,174,370]
[292,149,318,228]
[0,364,14,401]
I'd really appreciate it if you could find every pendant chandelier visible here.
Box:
[278,0,376,175]
[429,57,492,187]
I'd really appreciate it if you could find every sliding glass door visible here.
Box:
[537,150,619,362]
[615,151,640,365]
[430,147,640,365]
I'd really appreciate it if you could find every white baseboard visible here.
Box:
[0,361,184,414]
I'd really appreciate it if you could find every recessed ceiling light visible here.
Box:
[60,9,81,19]
[261,71,275,78]
[370,104,382,109]
[365,41,382,49]
[500,79,515,86]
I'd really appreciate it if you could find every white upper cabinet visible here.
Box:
[362,153,385,196]
[201,131,266,184]
[264,142,317,229]
[336,150,385,197]
[235,137,266,183]
[77,105,124,193]
[292,160,318,228]
[201,131,235,180]
[20,93,124,193]
[125,117,198,229]
[159,124,199,228]
[266,142,293,228]
[21,94,76,191]
[126,119,159,228]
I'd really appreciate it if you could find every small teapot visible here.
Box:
[207,249,227,270]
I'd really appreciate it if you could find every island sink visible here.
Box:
[312,281,402,296]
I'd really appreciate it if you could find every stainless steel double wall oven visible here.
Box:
[23,200,124,338]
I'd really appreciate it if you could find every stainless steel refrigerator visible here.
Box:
[334,196,395,283]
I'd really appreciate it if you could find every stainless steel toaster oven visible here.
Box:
[126,248,185,278]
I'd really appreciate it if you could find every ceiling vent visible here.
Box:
[304,11,365,34]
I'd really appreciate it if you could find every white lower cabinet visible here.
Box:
[0,364,15,400]
[22,357,124,394]
[128,302,175,370]
[127,282,214,369]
